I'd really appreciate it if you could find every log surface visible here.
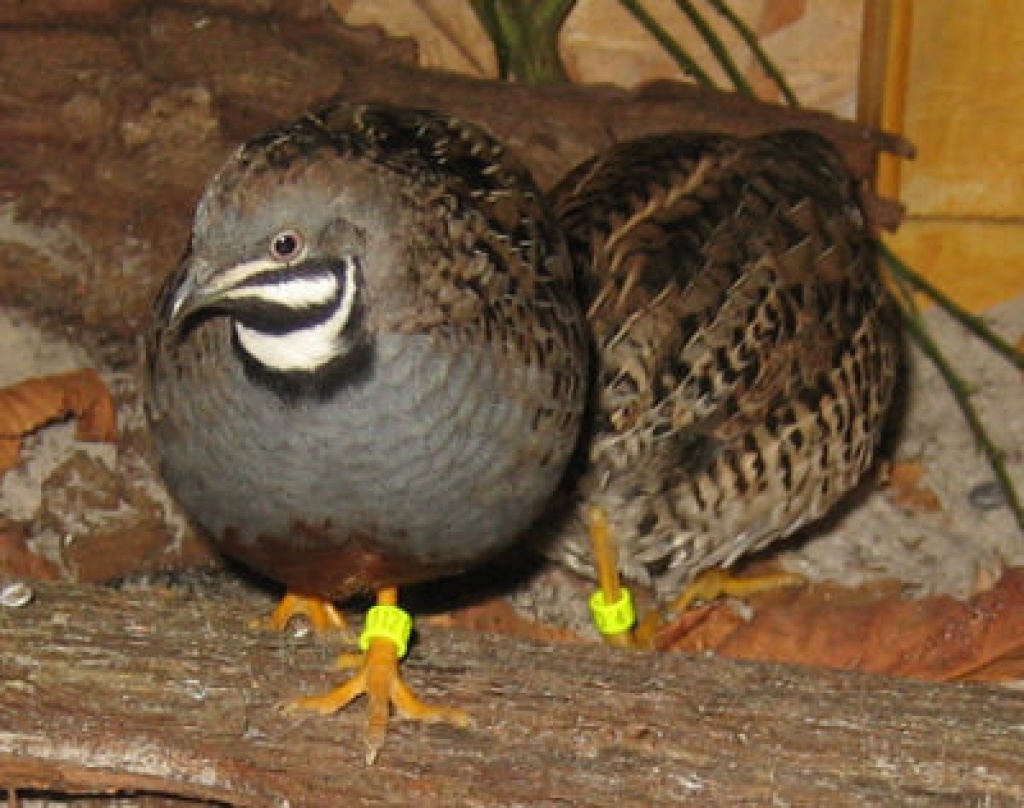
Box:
[0,582,1021,806]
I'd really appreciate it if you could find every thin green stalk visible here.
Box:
[888,268,1024,533]
[880,241,1024,372]
[617,0,715,87]
[470,0,575,84]
[672,0,753,96]
[705,0,801,107]
[536,0,577,28]
[469,0,511,79]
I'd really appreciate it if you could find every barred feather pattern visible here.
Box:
[547,130,902,599]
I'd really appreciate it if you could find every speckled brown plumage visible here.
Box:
[546,130,901,599]
[144,100,588,601]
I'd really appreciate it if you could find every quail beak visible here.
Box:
[166,260,251,333]
[167,270,199,332]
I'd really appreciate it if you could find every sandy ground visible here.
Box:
[1,293,1023,635]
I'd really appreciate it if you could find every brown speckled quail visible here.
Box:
[144,100,588,760]
[546,130,901,614]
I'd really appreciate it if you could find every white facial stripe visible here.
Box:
[334,256,359,339]
[236,310,346,371]
[229,273,339,308]
[234,256,360,373]
[211,257,283,293]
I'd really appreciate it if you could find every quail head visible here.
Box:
[143,100,588,757]
[546,130,901,612]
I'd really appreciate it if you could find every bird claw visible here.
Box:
[252,592,352,640]
[633,567,808,647]
[290,635,470,764]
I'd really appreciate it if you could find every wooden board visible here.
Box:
[889,0,1024,310]
[892,219,1024,311]
[899,0,1024,218]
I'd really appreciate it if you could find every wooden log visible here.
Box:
[0,582,1021,805]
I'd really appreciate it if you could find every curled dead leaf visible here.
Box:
[0,439,20,475]
[0,524,59,581]
[0,369,117,478]
[659,569,1024,684]
[885,459,943,514]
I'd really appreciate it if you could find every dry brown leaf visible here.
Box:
[759,0,807,36]
[659,569,1024,683]
[651,601,748,653]
[429,597,584,645]
[0,524,59,581]
[885,459,944,514]
[0,369,117,477]
[0,438,20,474]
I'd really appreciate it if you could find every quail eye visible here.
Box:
[269,230,304,262]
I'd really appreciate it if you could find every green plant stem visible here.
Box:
[705,0,801,107]
[470,0,575,84]
[469,0,510,79]
[672,1,752,95]
[617,0,714,87]
[880,242,1024,372]
[887,266,1024,533]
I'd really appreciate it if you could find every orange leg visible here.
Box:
[290,587,470,764]
[585,506,636,648]
[586,506,804,648]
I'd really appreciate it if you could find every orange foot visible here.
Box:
[585,506,805,649]
[634,567,806,647]
[290,587,470,764]
[253,592,350,638]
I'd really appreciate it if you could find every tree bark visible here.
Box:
[0,0,909,365]
[0,582,1021,806]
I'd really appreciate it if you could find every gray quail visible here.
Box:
[546,130,901,638]
[144,100,588,760]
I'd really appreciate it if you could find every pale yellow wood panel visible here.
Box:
[901,0,1024,218]
[888,220,1024,311]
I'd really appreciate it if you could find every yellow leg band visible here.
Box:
[359,603,413,659]
[589,587,636,636]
